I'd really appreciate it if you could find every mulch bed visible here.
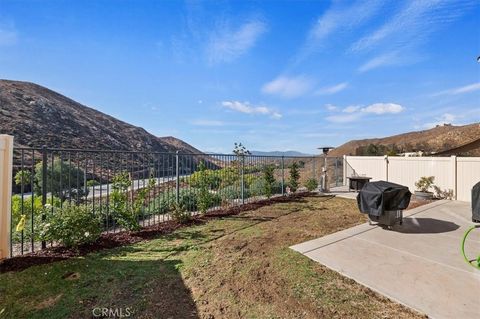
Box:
[0,193,312,273]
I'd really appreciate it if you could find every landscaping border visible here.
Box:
[1,192,315,273]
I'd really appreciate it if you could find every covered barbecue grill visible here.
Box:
[357,181,411,228]
[473,181,480,223]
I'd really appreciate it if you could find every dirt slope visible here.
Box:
[0,79,200,154]
[330,123,480,156]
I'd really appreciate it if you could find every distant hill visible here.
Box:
[329,123,480,157]
[0,79,202,155]
[250,150,314,157]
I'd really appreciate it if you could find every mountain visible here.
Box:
[329,123,480,157]
[250,150,314,157]
[0,79,200,154]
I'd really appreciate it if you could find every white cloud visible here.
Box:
[326,113,362,123]
[343,105,361,113]
[315,82,349,95]
[207,20,267,64]
[261,75,313,98]
[358,51,401,72]
[353,0,476,72]
[190,119,225,126]
[221,100,282,119]
[326,102,404,123]
[325,104,338,111]
[362,103,404,114]
[297,0,383,61]
[423,113,461,128]
[432,82,480,96]
[351,0,473,53]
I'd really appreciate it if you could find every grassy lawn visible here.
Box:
[0,196,422,318]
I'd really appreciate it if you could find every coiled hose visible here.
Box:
[461,225,480,270]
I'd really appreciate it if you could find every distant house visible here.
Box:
[399,151,424,157]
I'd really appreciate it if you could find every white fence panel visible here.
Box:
[344,155,480,202]
[344,156,387,182]
[457,157,480,202]
[388,157,454,194]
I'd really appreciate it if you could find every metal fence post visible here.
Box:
[41,146,47,249]
[175,151,179,204]
[281,156,285,196]
[0,135,13,259]
[343,155,347,186]
[312,156,316,179]
[241,155,245,204]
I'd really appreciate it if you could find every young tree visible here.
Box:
[263,164,275,198]
[34,159,87,200]
[288,162,300,192]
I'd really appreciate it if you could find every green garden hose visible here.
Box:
[461,225,480,270]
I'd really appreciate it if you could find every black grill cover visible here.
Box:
[357,181,411,217]
[472,181,480,221]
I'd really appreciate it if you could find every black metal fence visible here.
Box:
[10,147,343,256]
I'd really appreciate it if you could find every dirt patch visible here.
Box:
[0,193,311,273]
[34,294,63,310]
[183,196,422,318]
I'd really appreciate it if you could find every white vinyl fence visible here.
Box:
[0,135,13,259]
[344,155,480,202]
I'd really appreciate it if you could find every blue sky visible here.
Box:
[1,0,479,153]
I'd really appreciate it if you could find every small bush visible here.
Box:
[11,195,61,243]
[220,185,250,200]
[86,180,100,187]
[14,169,32,187]
[432,186,454,200]
[169,202,191,224]
[249,178,282,197]
[150,188,222,213]
[40,203,102,248]
[305,178,319,191]
[415,176,435,192]
[109,172,155,231]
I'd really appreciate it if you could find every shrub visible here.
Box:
[415,176,435,192]
[219,185,250,200]
[86,180,100,187]
[249,178,282,197]
[305,178,319,191]
[40,203,102,248]
[169,202,191,224]
[149,192,176,214]
[149,188,222,214]
[433,186,454,200]
[288,162,300,192]
[14,170,32,187]
[188,169,222,189]
[249,178,266,197]
[109,172,155,231]
[34,159,88,200]
[11,195,61,243]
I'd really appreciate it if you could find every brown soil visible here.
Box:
[183,196,423,318]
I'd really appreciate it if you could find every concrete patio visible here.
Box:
[291,199,480,319]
